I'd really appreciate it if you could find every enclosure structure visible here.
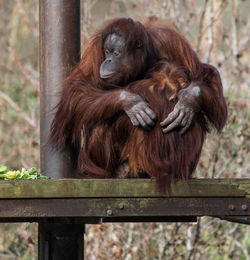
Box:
[0,179,249,260]
[0,1,249,260]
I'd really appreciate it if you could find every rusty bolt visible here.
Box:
[106,209,113,216]
[228,204,235,211]
[241,204,248,211]
[118,203,124,209]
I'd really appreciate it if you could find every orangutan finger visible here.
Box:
[160,107,180,127]
[145,106,157,121]
[129,114,140,126]
[180,112,190,127]
[179,113,193,135]
[162,111,184,134]
[140,110,155,127]
[136,113,150,130]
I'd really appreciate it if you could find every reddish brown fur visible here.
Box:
[50,18,227,190]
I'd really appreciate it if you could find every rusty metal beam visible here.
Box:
[40,0,80,179]
[0,198,248,218]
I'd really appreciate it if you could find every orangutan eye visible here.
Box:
[104,48,109,56]
[113,50,120,56]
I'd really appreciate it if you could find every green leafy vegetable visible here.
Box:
[0,165,7,173]
[0,165,50,180]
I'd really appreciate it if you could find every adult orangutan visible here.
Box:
[50,18,227,190]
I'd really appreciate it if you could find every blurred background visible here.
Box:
[0,0,249,259]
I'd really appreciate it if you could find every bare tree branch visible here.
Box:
[0,36,39,91]
[0,90,36,128]
[205,0,214,63]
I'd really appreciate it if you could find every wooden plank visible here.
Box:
[239,183,250,197]
[0,198,248,218]
[0,179,248,198]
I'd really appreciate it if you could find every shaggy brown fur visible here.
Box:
[50,18,227,190]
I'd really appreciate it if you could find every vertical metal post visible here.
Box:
[39,1,84,259]
[39,0,80,178]
[38,221,85,260]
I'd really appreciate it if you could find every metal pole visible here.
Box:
[39,0,80,178]
[39,1,84,259]
[38,220,85,260]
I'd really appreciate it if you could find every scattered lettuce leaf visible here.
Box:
[0,165,8,173]
[0,165,50,180]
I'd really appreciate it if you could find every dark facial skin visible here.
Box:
[100,33,157,130]
[100,33,131,85]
